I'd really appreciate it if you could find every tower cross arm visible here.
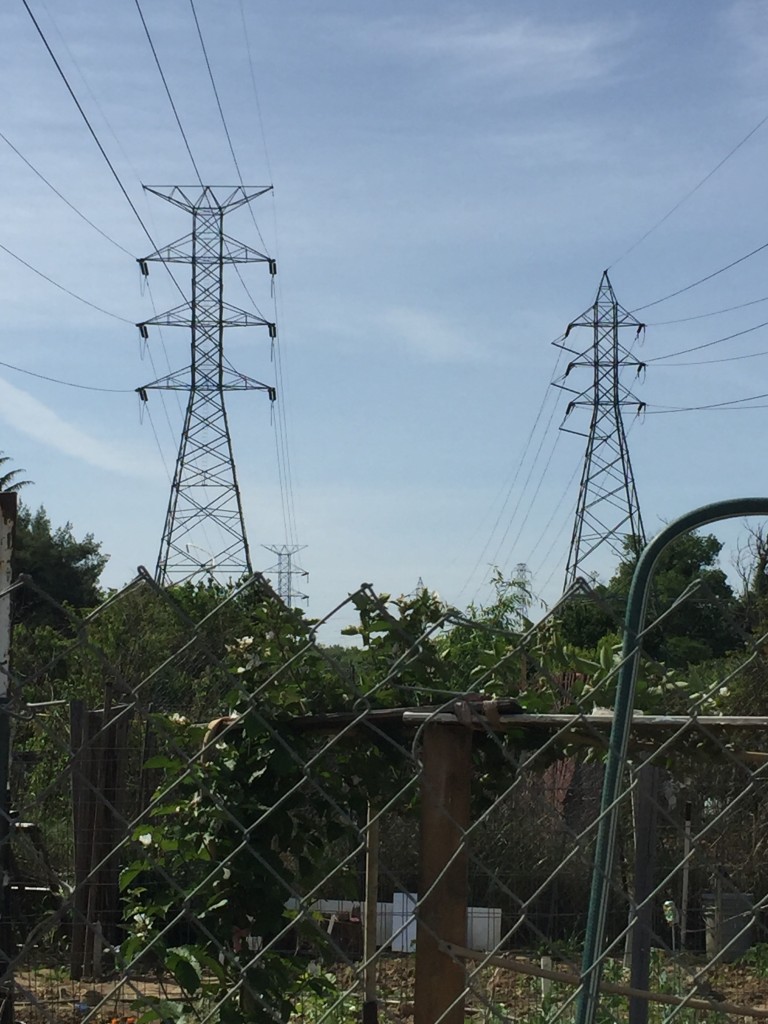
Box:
[136,302,277,332]
[223,235,276,269]
[138,367,277,397]
[139,233,194,265]
[143,185,273,212]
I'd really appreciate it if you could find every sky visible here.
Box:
[2,0,768,637]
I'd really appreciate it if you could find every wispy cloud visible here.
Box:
[0,377,161,479]
[723,0,768,76]
[380,306,484,363]
[353,13,632,93]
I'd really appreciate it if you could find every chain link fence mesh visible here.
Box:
[3,548,768,1024]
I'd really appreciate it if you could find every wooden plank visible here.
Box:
[403,711,768,729]
[444,943,768,1019]
[414,724,472,1024]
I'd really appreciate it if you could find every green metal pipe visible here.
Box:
[576,498,768,1024]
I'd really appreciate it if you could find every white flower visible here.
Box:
[137,833,152,847]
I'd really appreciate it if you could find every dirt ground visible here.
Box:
[12,952,768,1023]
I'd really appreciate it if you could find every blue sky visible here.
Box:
[2,0,768,632]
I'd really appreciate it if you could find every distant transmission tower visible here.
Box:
[554,271,647,590]
[262,544,308,607]
[137,186,277,585]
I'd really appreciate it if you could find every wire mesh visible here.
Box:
[4,554,768,1024]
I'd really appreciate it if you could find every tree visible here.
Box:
[0,451,31,492]
[13,504,108,626]
[559,531,743,669]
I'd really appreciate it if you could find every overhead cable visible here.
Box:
[21,0,186,301]
[632,240,768,313]
[611,108,768,268]
[237,0,274,182]
[133,0,204,184]
[0,242,132,323]
[647,390,768,413]
[653,348,768,367]
[0,130,133,256]
[647,318,768,362]
[0,358,133,393]
[188,0,269,252]
[649,294,768,325]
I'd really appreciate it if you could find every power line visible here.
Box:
[632,240,768,313]
[611,108,768,268]
[238,0,274,183]
[0,130,133,256]
[647,318,768,362]
[132,0,204,185]
[457,335,568,599]
[648,294,768,325]
[647,391,768,413]
[653,348,768,367]
[21,0,187,302]
[188,2,244,186]
[0,358,132,393]
[0,241,132,322]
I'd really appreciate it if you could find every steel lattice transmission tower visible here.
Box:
[137,186,277,585]
[554,271,647,590]
[262,544,308,607]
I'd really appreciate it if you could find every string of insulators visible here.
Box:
[136,387,148,402]
[137,323,149,339]
[268,322,277,338]
[268,258,277,276]
[138,259,149,277]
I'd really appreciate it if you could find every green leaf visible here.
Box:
[166,951,200,994]
[119,865,145,891]
[143,755,183,770]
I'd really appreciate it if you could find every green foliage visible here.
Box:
[559,531,743,671]
[13,504,107,627]
[0,451,31,492]
[120,570,630,1023]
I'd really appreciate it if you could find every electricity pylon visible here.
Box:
[137,186,277,585]
[262,544,308,607]
[554,271,647,590]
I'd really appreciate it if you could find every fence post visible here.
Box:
[363,801,379,1024]
[0,495,16,1024]
[414,722,472,1024]
[629,760,660,1024]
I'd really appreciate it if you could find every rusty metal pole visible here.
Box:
[414,723,472,1024]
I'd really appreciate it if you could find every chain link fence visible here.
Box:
[4,510,768,1023]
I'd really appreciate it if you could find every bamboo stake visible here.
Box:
[443,943,768,1019]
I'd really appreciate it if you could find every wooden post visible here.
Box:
[414,723,472,1024]
[362,803,379,1024]
[0,494,16,1024]
[629,762,660,1024]
[680,799,692,948]
[70,699,94,980]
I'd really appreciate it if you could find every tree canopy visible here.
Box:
[13,504,108,626]
[558,531,743,669]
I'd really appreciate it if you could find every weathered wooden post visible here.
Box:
[629,760,660,1024]
[0,494,16,1024]
[414,722,472,1024]
[363,802,380,1024]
